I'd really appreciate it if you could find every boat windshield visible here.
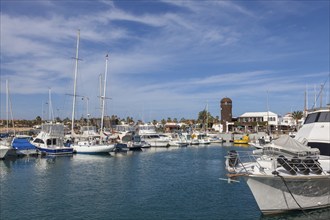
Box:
[304,111,330,124]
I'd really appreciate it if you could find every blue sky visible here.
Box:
[1,0,329,121]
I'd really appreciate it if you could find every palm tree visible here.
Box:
[291,110,303,129]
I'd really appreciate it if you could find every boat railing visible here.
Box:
[226,150,326,176]
[262,146,320,158]
[225,150,260,173]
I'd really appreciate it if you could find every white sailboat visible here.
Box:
[70,31,114,154]
[0,80,13,159]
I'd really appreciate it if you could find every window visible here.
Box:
[33,138,44,144]
[304,113,319,124]
[47,139,57,145]
[317,112,330,122]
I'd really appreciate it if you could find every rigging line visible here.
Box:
[311,76,329,109]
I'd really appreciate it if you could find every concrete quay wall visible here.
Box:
[218,132,269,143]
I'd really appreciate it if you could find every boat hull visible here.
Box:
[12,137,38,156]
[0,146,10,159]
[72,144,114,154]
[145,141,170,147]
[233,140,249,144]
[36,146,74,155]
[245,175,330,214]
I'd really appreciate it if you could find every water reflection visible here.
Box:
[0,156,40,179]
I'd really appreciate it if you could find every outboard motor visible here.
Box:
[304,157,323,174]
[291,156,310,175]
[227,150,239,167]
[277,155,296,175]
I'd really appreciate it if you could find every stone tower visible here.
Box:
[220,97,232,132]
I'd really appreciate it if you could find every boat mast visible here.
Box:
[99,74,103,111]
[100,54,109,133]
[206,101,208,133]
[71,30,80,134]
[6,80,9,134]
[304,84,308,117]
[266,90,271,135]
[5,80,15,135]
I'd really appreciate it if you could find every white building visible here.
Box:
[238,111,279,126]
[279,113,296,127]
[212,123,223,132]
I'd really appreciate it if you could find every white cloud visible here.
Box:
[0,1,328,120]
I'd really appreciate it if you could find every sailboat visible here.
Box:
[69,30,114,154]
[0,133,11,159]
[0,80,14,159]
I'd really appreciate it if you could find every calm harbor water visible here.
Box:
[1,144,329,220]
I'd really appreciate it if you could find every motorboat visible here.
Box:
[119,134,143,151]
[140,134,170,147]
[225,135,330,214]
[181,133,199,145]
[233,134,250,144]
[31,123,74,155]
[137,124,170,147]
[207,135,225,144]
[197,133,211,145]
[168,133,189,147]
[295,107,330,156]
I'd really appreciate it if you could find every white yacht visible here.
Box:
[167,133,189,147]
[295,107,330,156]
[137,124,170,147]
[225,135,330,214]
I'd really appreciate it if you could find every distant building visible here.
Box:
[238,111,278,125]
[212,123,223,132]
[279,113,295,127]
[164,122,180,132]
[237,111,279,132]
[220,97,232,132]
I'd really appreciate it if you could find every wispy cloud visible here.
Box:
[0,0,329,120]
